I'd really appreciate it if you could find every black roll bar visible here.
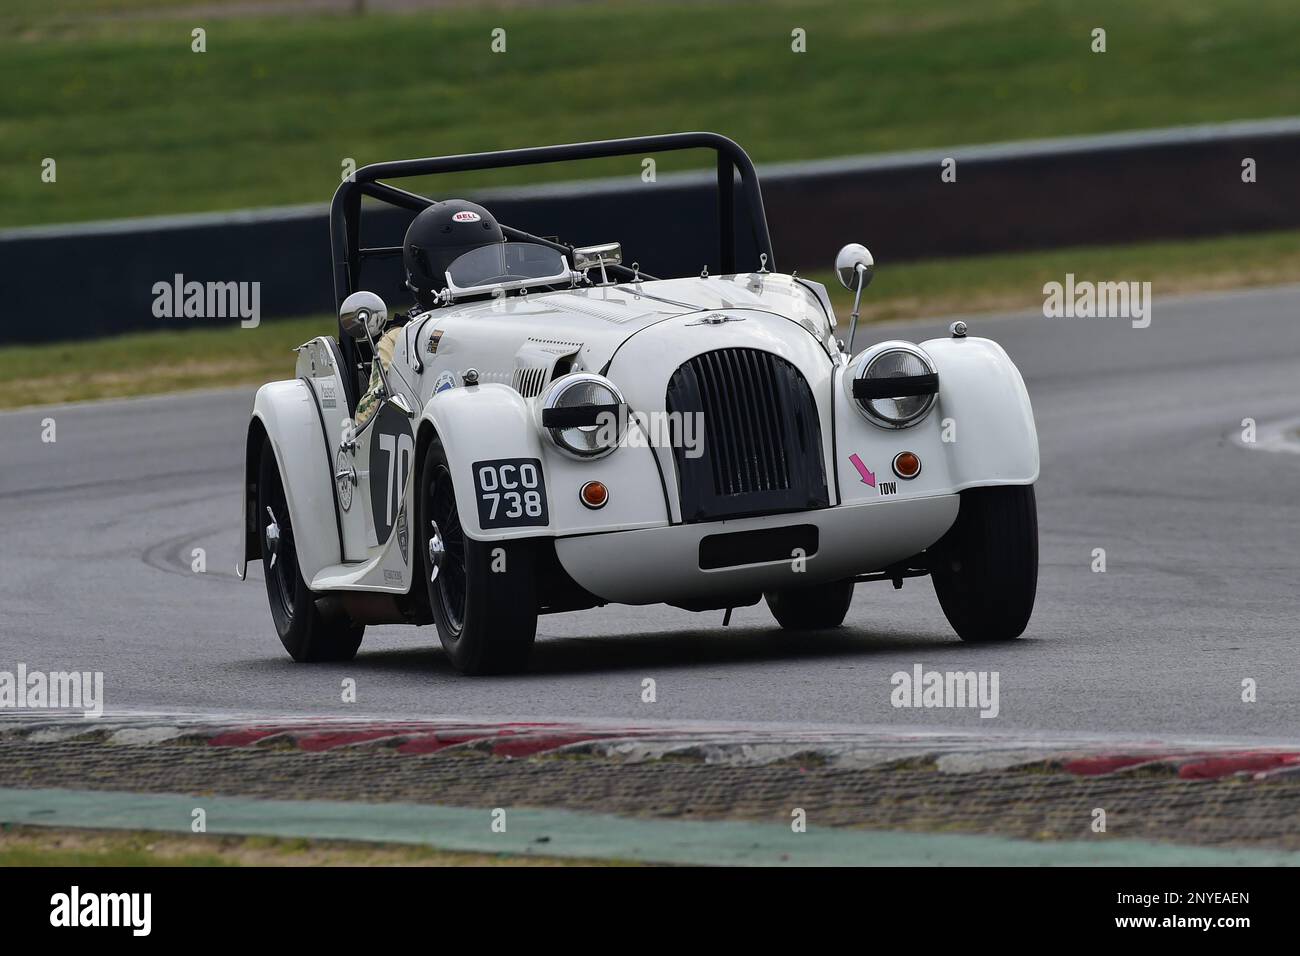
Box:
[327,132,774,410]
[328,131,774,310]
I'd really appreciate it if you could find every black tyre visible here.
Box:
[764,579,855,630]
[256,436,364,662]
[929,485,1038,643]
[418,437,539,674]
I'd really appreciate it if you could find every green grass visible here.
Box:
[5,228,1299,410]
[2,0,216,20]
[852,228,1300,322]
[0,314,329,408]
[0,825,615,866]
[2,0,1298,227]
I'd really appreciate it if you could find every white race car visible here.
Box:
[239,133,1039,674]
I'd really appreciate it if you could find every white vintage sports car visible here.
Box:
[239,133,1039,674]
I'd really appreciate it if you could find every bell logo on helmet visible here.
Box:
[452,211,482,223]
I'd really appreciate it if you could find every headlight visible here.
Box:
[539,373,625,458]
[850,345,938,428]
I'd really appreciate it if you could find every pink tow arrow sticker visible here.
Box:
[848,453,875,487]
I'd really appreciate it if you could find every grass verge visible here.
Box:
[0,316,329,409]
[0,825,620,867]
[4,228,1300,411]
[2,0,1299,227]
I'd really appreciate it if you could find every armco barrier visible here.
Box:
[1,118,1297,344]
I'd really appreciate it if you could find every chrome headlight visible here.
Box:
[539,373,625,458]
[850,345,938,428]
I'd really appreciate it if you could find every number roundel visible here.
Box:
[368,403,416,543]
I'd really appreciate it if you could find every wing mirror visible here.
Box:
[339,290,388,341]
[835,243,874,353]
[338,290,403,411]
[573,242,622,285]
[836,243,874,292]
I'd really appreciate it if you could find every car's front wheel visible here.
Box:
[257,436,364,662]
[418,437,539,674]
[929,485,1038,643]
[765,579,855,630]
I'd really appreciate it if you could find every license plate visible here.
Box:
[471,458,549,529]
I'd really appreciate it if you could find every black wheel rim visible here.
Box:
[263,464,299,624]
[428,464,467,636]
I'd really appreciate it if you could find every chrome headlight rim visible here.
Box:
[849,343,939,429]
[539,372,626,459]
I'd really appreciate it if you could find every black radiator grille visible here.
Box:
[697,349,789,494]
[666,348,829,522]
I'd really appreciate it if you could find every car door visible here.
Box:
[360,400,416,556]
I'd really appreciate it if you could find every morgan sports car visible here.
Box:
[238,133,1039,674]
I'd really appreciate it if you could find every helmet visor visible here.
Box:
[445,242,569,291]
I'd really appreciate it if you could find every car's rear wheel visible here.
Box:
[765,579,855,630]
[418,437,538,674]
[929,485,1038,643]
[257,436,364,662]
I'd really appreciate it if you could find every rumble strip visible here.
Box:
[3,714,1299,780]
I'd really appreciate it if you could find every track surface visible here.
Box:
[3,286,1299,737]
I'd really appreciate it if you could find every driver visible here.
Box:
[404,198,504,309]
[354,199,503,426]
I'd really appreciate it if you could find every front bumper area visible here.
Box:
[554,494,959,606]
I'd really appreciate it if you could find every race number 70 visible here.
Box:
[378,432,414,527]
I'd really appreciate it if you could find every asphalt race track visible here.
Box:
[3,285,1299,739]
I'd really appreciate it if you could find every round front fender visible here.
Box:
[238,379,342,581]
[418,383,671,540]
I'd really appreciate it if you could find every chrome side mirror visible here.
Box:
[339,290,396,404]
[573,242,623,285]
[339,290,388,341]
[835,243,874,353]
[836,243,874,293]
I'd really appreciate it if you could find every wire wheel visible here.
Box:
[416,436,540,674]
[427,463,467,636]
[256,435,363,662]
[259,443,301,632]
